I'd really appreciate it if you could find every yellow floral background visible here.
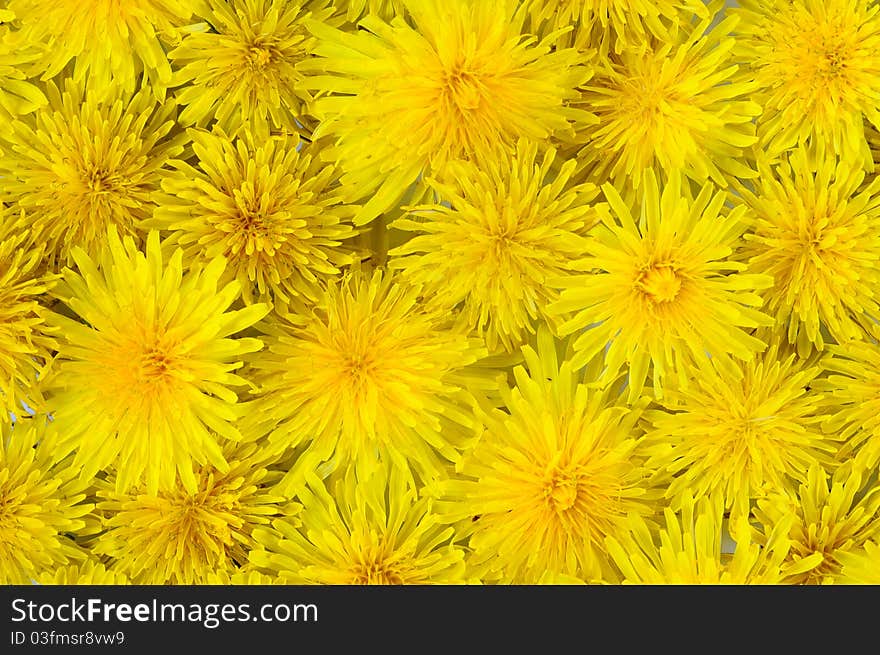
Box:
[1,0,879,585]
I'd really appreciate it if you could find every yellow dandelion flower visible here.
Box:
[738,147,880,356]
[93,443,297,585]
[151,129,357,312]
[606,494,799,584]
[0,78,186,271]
[0,23,47,127]
[389,138,606,353]
[47,228,268,495]
[205,569,283,584]
[169,0,337,138]
[0,211,55,419]
[249,267,492,491]
[527,0,710,53]
[340,0,403,22]
[837,541,880,584]
[434,328,659,583]
[251,463,467,584]
[867,119,880,169]
[8,0,200,96]
[38,560,130,585]
[576,7,759,193]
[644,344,838,510]
[733,0,880,165]
[549,170,772,400]
[820,341,880,467]
[755,463,880,584]
[301,0,593,224]
[0,419,92,584]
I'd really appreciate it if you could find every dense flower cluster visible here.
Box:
[1,0,879,585]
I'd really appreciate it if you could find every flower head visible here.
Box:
[251,462,467,584]
[644,344,838,509]
[606,494,796,584]
[0,419,92,584]
[93,443,296,584]
[817,341,880,467]
[0,22,46,127]
[38,560,130,585]
[339,0,403,22]
[738,146,880,355]
[755,463,880,584]
[434,329,660,583]
[549,170,772,400]
[152,129,357,313]
[8,0,200,96]
[577,7,759,193]
[733,0,880,165]
[302,0,593,224]
[389,138,605,353]
[47,228,268,494]
[0,78,186,272]
[0,210,55,419]
[170,0,337,138]
[204,569,283,584]
[838,541,880,584]
[528,0,711,54]
[249,267,493,492]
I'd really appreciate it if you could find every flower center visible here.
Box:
[238,207,272,238]
[223,200,286,257]
[139,347,175,383]
[81,164,123,198]
[543,467,580,512]
[444,65,484,112]
[633,83,669,121]
[350,559,404,585]
[813,41,848,80]
[246,44,276,70]
[106,334,184,401]
[342,350,381,392]
[799,220,828,253]
[637,264,682,303]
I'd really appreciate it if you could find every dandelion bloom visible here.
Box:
[644,344,838,509]
[301,0,593,224]
[733,0,880,165]
[738,147,880,355]
[7,0,200,96]
[0,419,92,584]
[576,6,759,193]
[819,341,880,467]
[435,330,660,583]
[38,560,130,585]
[169,0,337,138]
[549,170,772,400]
[755,464,880,584]
[528,0,711,54]
[251,464,467,584]
[0,78,186,271]
[47,229,268,494]
[0,22,46,127]
[339,0,403,22]
[837,541,880,584]
[152,129,357,313]
[606,494,804,584]
[389,138,605,353]
[205,570,283,584]
[93,443,296,584]
[0,212,54,419]
[249,268,492,492]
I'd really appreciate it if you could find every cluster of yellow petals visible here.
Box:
[1,0,879,586]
